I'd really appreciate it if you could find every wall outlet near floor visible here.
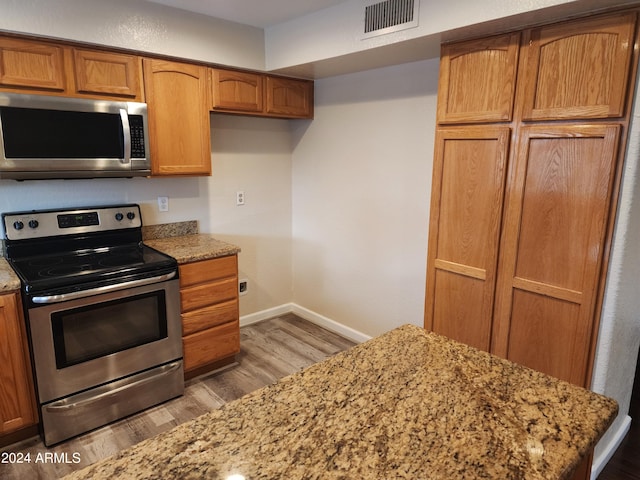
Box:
[239,278,248,296]
[236,191,245,206]
[157,196,169,212]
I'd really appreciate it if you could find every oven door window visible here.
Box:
[51,290,168,369]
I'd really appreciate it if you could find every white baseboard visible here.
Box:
[239,303,371,344]
[290,304,372,344]
[239,303,295,327]
[591,414,631,479]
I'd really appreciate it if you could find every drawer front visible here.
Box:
[182,299,238,336]
[183,320,240,372]
[179,255,237,287]
[180,277,237,313]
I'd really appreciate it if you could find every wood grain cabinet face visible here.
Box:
[0,37,66,92]
[265,76,314,118]
[72,49,142,100]
[179,255,240,376]
[0,293,37,436]
[437,33,520,124]
[425,10,639,399]
[492,125,621,386]
[210,69,263,113]
[143,58,212,176]
[425,127,510,351]
[521,12,636,120]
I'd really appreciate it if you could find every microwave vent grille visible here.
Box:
[363,0,418,38]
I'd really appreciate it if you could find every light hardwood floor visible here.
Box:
[0,313,356,480]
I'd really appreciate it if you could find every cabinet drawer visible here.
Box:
[182,299,238,336]
[181,277,237,312]
[179,255,237,287]
[183,320,240,372]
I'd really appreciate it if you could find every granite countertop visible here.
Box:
[142,221,241,264]
[63,324,617,480]
[0,257,21,292]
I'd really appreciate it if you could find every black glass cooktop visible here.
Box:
[9,244,177,294]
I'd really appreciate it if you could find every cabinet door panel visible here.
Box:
[0,37,65,91]
[73,49,141,99]
[521,12,636,120]
[437,33,520,123]
[0,293,37,435]
[493,125,620,386]
[211,69,263,113]
[508,291,588,386]
[425,127,510,351]
[143,59,211,176]
[265,76,313,118]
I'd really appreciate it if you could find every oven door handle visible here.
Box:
[31,271,177,304]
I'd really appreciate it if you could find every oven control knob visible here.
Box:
[127,212,136,220]
[13,221,24,230]
[115,213,124,221]
[28,220,39,229]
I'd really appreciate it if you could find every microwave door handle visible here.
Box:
[119,109,131,164]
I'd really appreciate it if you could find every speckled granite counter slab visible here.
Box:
[142,220,199,241]
[63,325,617,480]
[145,234,240,264]
[0,257,21,292]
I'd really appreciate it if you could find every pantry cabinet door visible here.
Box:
[437,33,520,124]
[425,127,510,351]
[521,12,636,121]
[492,125,621,386]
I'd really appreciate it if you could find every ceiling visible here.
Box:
[145,0,350,28]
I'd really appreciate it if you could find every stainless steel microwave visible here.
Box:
[0,93,150,180]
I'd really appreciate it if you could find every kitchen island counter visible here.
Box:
[62,324,617,480]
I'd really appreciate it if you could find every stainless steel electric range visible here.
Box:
[2,204,184,446]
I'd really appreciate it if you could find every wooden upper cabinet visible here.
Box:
[0,37,66,92]
[492,124,621,386]
[143,58,211,176]
[211,69,263,113]
[211,72,314,119]
[266,76,314,118]
[437,33,520,124]
[521,12,637,120]
[0,292,37,436]
[72,49,142,100]
[425,126,510,352]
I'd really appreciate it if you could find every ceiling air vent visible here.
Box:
[363,0,419,39]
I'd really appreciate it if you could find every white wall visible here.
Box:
[291,58,438,336]
[0,0,265,70]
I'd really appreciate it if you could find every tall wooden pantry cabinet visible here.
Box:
[425,11,638,392]
[425,12,639,477]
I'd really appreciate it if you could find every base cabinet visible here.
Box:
[179,255,240,378]
[0,292,37,441]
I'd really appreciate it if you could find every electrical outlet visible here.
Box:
[236,191,245,206]
[157,196,169,212]
[239,279,248,295]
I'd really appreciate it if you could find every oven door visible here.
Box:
[27,277,182,404]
